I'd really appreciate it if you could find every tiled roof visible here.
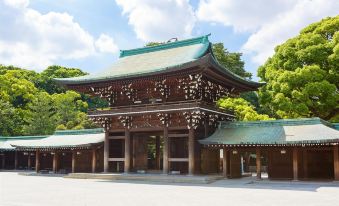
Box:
[54,35,263,89]
[0,129,104,150]
[200,118,339,146]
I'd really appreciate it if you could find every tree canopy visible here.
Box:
[0,65,97,136]
[212,43,252,79]
[258,16,339,122]
[218,98,272,121]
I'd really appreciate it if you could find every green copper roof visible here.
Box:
[0,129,104,150]
[54,34,262,89]
[0,136,47,151]
[200,118,339,146]
[12,132,104,149]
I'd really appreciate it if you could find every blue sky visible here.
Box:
[0,0,338,80]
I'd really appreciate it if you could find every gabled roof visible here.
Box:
[0,135,47,151]
[200,118,339,146]
[1,129,104,150]
[54,35,263,90]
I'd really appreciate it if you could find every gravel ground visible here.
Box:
[1,172,339,206]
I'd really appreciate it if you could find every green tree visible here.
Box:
[53,91,96,130]
[24,92,56,135]
[258,16,339,121]
[218,97,273,121]
[212,43,252,79]
[0,99,21,136]
[145,42,163,47]
[39,65,88,94]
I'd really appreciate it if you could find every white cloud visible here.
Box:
[95,34,119,54]
[115,0,196,42]
[197,0,339,66]
[242,0,339,65]
[0,0,118,70]
[197,0,296,32]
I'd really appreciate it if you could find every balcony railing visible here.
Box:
[88,100,234,117]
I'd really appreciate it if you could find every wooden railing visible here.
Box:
[88,100,234,116]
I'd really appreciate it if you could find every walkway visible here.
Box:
[0,172,339,206]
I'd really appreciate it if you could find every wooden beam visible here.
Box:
[223,149,228,178]
[108,158,125,162]
[334,145,339,181]
[72,151,76,173]
[92,148,97,173]
[108,136,125,140]
[168,158,189,162]
[168,134,188,138]
[163,127,169,174]
[35,150,40,173]
[103,132,109,172]
[188,128,195,175]
[124,129,131,173]
[293,147,298,181]
[256,148,261,180]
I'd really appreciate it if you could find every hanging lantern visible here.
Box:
[280,149,286,154]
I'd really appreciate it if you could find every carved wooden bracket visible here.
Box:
[121,83,136,101]
[202,80,230,102]
[157,113,171,127]
[89,86,119,106]
[183,110,204,129]
[117,116,133,129]
[178,74,203,100]
[154,79,170,99]
[91,117,112,132]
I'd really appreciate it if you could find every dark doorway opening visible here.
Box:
[132,132,163,172]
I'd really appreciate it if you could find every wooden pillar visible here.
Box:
[35,150,40,173]
[293,147,298,181]
[188,128,195,175]
[92,148,97,173]
[303,149,308,179]
[124,129,131,173]
[27,153,32,170]
[256,148,261,180]
[204,119,209,138]
[103,131,109,173]
[72,151,76,173]
[14,151,18,170]
[334,145,339,181]
[53,152,58,173]
[223,149,228,178]
[155,136,160,170]
[2,153,6,169]
[163,127,169,174]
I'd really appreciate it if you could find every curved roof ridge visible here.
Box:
[120,34,211,58]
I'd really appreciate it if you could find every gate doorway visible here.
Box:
[132,132,163,172]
